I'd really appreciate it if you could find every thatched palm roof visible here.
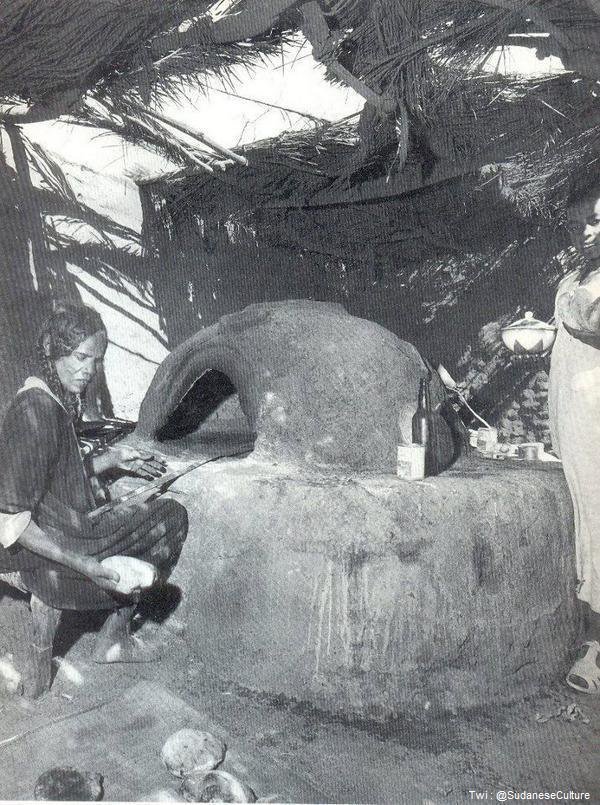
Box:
[0,1,296,124]
[3,1,600,105]
[1,1,600,211]
[152,71,600,221]
[0,0,171,102]
[0,2,598,111]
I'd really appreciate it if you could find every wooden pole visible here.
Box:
[299,2,396,114]
[132,103,248,166]
[121,111,216,174]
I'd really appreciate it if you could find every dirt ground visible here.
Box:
[1,603,599,804]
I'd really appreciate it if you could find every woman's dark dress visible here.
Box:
[0,385,187,610]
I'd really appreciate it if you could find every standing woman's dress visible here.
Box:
[0,378,187,610]
[549,268,600,613]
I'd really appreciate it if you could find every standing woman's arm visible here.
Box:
[563,323,600,349]
[561,274,600,348]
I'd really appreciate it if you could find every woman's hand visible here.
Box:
[79,557,121,593]
[93,445,167,479]
[113,446,167,480]
[563,322,600,350]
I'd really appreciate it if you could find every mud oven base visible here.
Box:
[164,455,577,720]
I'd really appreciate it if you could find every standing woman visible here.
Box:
[549,184,600,692]
[0,302,187,664]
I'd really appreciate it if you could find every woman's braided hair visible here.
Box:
[36,302,106,421]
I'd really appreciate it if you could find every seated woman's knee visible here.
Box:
[152,498,188,537]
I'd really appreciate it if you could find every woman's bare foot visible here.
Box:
[92,605,162,664]
[92,633,162,664]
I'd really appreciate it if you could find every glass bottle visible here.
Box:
[412,377,440,476]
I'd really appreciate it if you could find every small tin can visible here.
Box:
[476,427,497,454]
[397,443,426,480]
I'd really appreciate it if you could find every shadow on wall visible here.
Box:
[0,128,162,421]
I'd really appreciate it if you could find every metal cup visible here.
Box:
[518,442,543,461]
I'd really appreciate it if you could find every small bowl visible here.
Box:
[501,312,556,355]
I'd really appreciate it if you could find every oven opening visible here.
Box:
[156,369,256,453]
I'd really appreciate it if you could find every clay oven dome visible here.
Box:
[135,301,458,473]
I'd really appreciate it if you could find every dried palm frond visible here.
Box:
[109,31,295,108]
[0,0,293,113]
[326,2,517,118]
[0,0,182,100]
[319,0,600,128]
[159,117,362,219]
[19,135,79,204]
[2,0,600,115]
[76,95,219,174]
[3,0,600,238]
[206,0,243,23]
[432,72,599,163]
[155,66,600,225]
[484,126,600,216]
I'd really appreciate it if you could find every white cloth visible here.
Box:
[17,376,65,410]
[549,269,600,612]
[0,510,31,548]
[0,377,64,549]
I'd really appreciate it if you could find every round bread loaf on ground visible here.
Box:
[161,729,226,778]
[182,770,256,803]
[34,767,103,801]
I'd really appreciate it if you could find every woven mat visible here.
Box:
[0,680,321,802]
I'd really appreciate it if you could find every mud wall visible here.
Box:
[0,132,166,422]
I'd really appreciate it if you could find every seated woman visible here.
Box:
[0,302,188,663]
